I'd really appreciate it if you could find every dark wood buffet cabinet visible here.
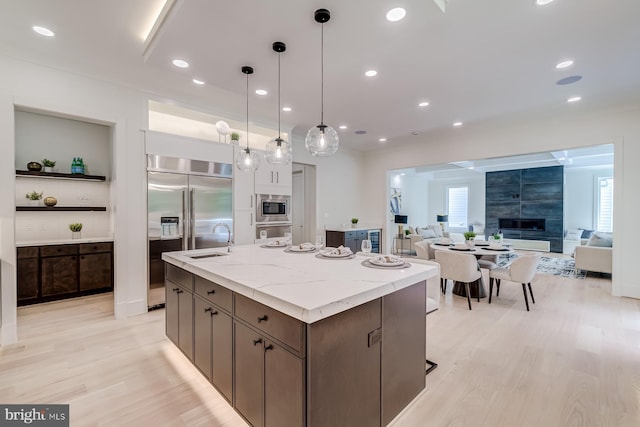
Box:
[17,242,114,306]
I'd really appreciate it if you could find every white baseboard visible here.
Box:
[0,321,18,345]
[115,299,148,320]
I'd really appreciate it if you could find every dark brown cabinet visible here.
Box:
[165,266,193,361]
[17,242,113,306]
[325,229,380,254]
[194,295,232,402]
[17,247,39,302]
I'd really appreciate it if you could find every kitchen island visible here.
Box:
[163,244,439,427]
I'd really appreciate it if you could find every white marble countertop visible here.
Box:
[163,244,437,324]
[16,237,114,247]
[325,225,383,232]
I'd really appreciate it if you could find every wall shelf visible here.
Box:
[16,206,107,212]
[16,170,106,181]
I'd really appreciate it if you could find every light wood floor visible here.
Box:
[1,273,638,426]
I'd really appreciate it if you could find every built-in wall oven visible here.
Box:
[256,194,291,223]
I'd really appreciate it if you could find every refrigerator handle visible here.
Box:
[190,188,196,250]
[250,212,253,226]
[250,195,253,208]
[182,189,187,251]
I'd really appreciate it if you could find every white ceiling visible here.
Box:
[1,0,639,152]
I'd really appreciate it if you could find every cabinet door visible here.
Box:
[178,289,193,360]
[211,309,233,402]
[254,150,292,196]
[193,297,212,380]
[233,145,255,210]
[344,231,358,253]
[264,341,304,427]
[17,257,39,301]
[79,252,112,291]
[234,321,264,427]
[234,209,256,245]
[325,231,344,249]
[165,285,180,346]
[41,255,78,296]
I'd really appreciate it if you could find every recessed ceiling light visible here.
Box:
[453,122,463,127]
[379,138,387,142]
[567,96,582,103]
[172,59,189,68]
[536,0,554,5]
[33,26,54,37]
[282,107,292,112]
[418,101,430,107]
[400,173,406,176]
[386,8,406,22]
[339,125,347,130]
[192,79,205,85]
[556,60,574,69]
[365,70,378,77]
[255,89,268,96]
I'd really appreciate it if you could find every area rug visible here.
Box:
[497,254,586,279]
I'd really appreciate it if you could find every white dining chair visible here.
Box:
[414,241,431,260]
[489,253,541,311]
[435,251,482,310]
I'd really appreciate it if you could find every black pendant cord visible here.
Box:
[245,70,250,153]
[320,21,324,127]
[277,51,282,144]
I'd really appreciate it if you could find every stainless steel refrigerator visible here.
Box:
[147,155,232,309]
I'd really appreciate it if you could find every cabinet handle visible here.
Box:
[271,171,274,183]
[257,315,268,323]
[250,195,253,208]
[253,338,262,346]
[176,289,183,294]
[172,287,179,292]
[210,310,218,317]
[265,344,274,352]
[276,172,279,183]
[80,256,85,260]
[207,290,215,295]
[204,307,212,313]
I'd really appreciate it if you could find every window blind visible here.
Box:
[447,186,468,228]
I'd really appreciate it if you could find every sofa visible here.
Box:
[574,231,612,274]
[406,224,449,257]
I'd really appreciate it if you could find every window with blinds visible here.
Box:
[447,186,469,228]
[597,177,613,232]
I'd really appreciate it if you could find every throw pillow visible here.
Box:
[420,228,437,239]
[429,225,443,238]
[565,229,583,241]
[586,232,613,247]
[581,229,594,239]
[408,226,416,235]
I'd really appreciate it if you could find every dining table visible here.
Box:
[430,242,514,298]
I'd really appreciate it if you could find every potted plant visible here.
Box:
[25,190,43,206]
[464,231,476,247]
[42,158,56,172]
[492,232,502,241]
[404,229,411,236]
[69,223,83,239]
[230,132,240,145]
[351,218,359,228]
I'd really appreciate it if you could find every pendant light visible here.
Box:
[305,8,339,157]
[265,41,292,165]
[235,66,260,172]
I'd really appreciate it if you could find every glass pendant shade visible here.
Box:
[265,137,291,164]
[305,124,339,157]
[235,147,260,172]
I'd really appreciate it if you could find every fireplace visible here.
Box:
[498,218,546,232]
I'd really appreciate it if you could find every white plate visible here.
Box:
[263,241,288,248]
[321,251,352,258]
[288,246,316,252]
[369,257,405,267]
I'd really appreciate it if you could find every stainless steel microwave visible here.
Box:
[256,194,290,223]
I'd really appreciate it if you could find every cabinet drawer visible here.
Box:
[344,231,356,240]
[17,246,39,259]
[166,263,193,290]
[79,242,113,254]
[235,294,304,353]
[194,276,232,312]
[356,230,368,240]
[40,245,78,257]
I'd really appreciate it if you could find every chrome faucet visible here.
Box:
[213,223,232,252]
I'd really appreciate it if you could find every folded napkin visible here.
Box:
[374,254,402,263]
[298,242,316,250]
[327,245,353,255]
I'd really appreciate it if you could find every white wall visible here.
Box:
[363,104,640,299]
[565,166,613,232]
[426,173,485,233]
[0,55,148,344]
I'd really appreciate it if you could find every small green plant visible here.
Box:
[404,229,411,236]
[351,218,359,224]
[42,159,56,167]
[492,232,502,240]
[69,223,83,232]
[230,132,240,141]
[464,231,476,240]
[25,191,43,200]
